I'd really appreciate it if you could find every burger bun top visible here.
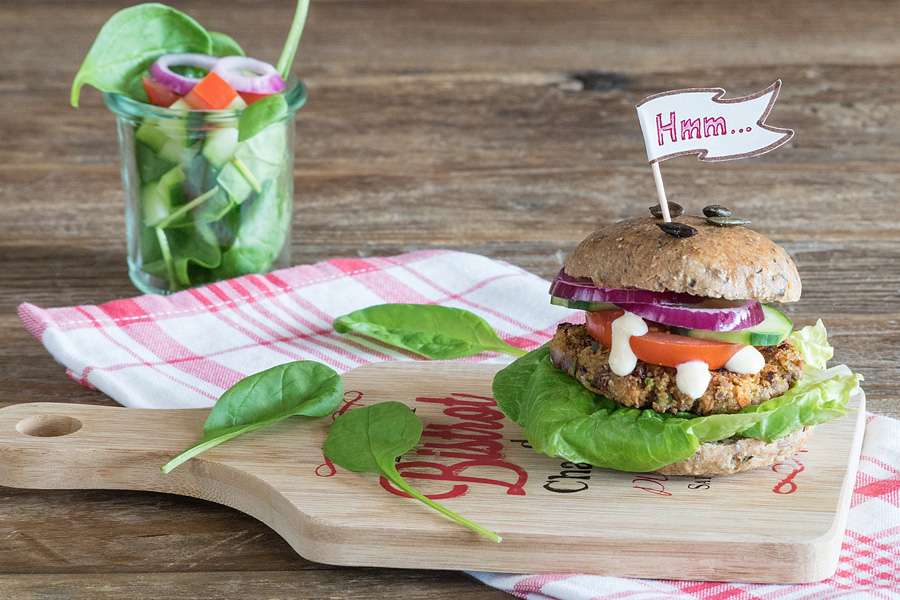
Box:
[563,215,801,302]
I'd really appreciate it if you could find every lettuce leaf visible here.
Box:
[790,319,833,371]
[735,365,856,441]
[492,324,859,472]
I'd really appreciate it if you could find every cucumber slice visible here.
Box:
[158,140,200,165]
[136,100,193,156]
[135,121,169,152]
[141,166,186,226]
[157,98,191,140]
[140,183,170,226]
[550,296,618,312]
[136,123,194,163]
[216,159,258,204]
[203,127,239,168]
[676,304,793,346]
[136,141,175,183]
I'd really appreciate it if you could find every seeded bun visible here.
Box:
[564,216,801,302]
[657,427,811,476]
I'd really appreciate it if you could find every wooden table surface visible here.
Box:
[2,1,898,597]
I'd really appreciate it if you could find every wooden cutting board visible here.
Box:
[0,362,864,583]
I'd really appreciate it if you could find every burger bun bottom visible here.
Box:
[657,427,811,476]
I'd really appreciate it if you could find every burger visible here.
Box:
[492,210,859,476]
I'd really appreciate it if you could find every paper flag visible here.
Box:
[635,81,794,164]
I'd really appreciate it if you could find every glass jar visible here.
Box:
[104,81,307,294]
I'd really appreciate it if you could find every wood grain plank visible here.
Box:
[0,488,305,574]
[6,64,900,171]
[4,0,900,88]
[0,571,507,600]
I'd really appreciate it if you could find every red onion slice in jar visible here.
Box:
[549,270,703,305]
[613,300,764,332]
[149,53,220,96]
[213,56,287,95]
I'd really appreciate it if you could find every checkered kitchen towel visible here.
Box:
[18,250,900,598]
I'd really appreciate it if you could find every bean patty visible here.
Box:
[548,323,803,415]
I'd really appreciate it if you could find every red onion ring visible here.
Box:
[149,53,220,96]
[614,300,764,332]
[549,270,702,305]
[213,56,287,95]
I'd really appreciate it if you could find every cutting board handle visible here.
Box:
[0,401,316,558]
[0,401,209,495]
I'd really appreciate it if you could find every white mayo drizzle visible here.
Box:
[724,345,765,374]
[608,311,648,376]
[675,360,712,400]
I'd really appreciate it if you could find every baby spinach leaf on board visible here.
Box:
[71,3,212,106]
[163,361,343,473]
[333,304,527,359]
[239,94,289,142]
[323,402,501,543]
[209,31,245,57]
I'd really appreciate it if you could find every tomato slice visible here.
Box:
[239,91,271,105]
[142,77,181,107]
[585,310,742,369]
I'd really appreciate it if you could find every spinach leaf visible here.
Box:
[217,124,286,205]
[276,0,311,79]
[145,221,221,287]
[168,221,222,287]
[192,189,236,225]
[138,223,164,268]
[209,31,245,57]
[154,185,235,231]
[217,160,259,203]
[215,179,290,278]
[71,3,212,107]
[235,124,287,182]
[323,402,501,543]
[209,203,242,249]
[163,360,343,473]
[143,227,178,288]
[238,94,289,142]
[333,304,526,359]
[136,140,176,183]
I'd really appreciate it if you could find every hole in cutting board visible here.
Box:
[16,415,82,437]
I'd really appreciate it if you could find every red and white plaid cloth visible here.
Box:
[18,250,900,598]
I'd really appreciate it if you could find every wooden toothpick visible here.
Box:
[650,162,671,222]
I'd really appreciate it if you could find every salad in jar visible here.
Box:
[71,2,309,293]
